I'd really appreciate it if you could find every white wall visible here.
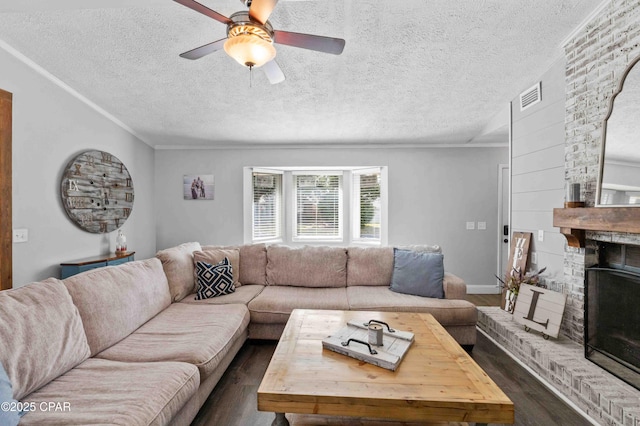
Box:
[155,146,508,291]
[0,48,157,286]
[511,57,567,279]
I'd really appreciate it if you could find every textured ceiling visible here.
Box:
[0,0,605,148]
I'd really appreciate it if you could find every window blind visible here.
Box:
[252,172,282,240]
[294,174,342,239]
[354,170,381,240]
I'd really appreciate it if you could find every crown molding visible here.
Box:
[153,142,509,150]
[0,39,153,148]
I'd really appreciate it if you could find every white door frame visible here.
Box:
[497,163,510,292]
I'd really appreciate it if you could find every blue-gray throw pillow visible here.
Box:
[0,362,22,425]
[390,248,445,299]
[195,257,235,300]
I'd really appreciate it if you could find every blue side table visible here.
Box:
[60,252,135,279]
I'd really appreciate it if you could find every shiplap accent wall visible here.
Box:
[511,57,567,281]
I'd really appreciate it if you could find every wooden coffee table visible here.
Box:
[257,309,514,426]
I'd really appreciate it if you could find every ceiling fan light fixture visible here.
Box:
[224,33,276,68]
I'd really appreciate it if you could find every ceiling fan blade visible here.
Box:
[179,38,227,60]
[173,0,231,25]
[249,0,279,25]
[273,30,345,55]
[262,60,285,85]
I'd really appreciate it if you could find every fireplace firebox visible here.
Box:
[586,243,640,390]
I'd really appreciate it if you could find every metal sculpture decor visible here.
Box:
[60,150,134,233]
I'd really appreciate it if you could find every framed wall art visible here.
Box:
[184,174,214,200]
[60,150,134,233]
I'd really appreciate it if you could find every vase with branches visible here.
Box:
[496,267,547,313]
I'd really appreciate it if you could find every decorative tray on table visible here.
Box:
[322,319,414,371]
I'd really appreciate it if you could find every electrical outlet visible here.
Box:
[466,221,475,230]
[477,221,487,230]
[13,228,28,243]
[538,229,544,242]
[531,252,538,264]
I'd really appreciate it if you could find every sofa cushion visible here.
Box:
[346,247,394,286]
[96,303,250,380]
[19,358,198,426]
[203,244,267,285]
[390,249,445,299]
[179,284,265,306]
[195,258,236,300]
[1,362,22,425]
[0,278,90,400]
[396,244,442,253]
[346,286,477,326]
[248,286,349,323]
[266,245,347,288]
[63,258,171,357]
[194,249,240,287]
[156,241,202,301]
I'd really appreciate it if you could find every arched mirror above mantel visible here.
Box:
[597,55,640,206]
[554,55,640,247]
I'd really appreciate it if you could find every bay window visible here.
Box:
[244,166,387,245]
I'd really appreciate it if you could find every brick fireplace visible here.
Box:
[478,2,640,425]
[561,0,640,345]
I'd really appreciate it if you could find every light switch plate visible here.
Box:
[531,252,538,264]
[478,221,487,230]
[13,228,28,243]
[538,229,544,242]
[466,222,475,230]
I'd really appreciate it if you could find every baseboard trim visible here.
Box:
[476,327,599,426]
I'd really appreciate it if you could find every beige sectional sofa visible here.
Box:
[0,242,476,425]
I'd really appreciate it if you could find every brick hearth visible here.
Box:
[477,306,640,426]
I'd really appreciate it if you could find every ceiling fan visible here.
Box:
[174,0,346,84]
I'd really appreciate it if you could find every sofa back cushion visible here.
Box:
[266,245,347,288]
[156,242,202,301]
[193,249,240,287]
[202,244,267,285]
[346,247,394,286]
[0,278,90,400]
[63,258,171,357]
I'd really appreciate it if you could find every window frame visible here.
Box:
[352,167,385,244]
[244,166,388,246]
[251,169,284,242]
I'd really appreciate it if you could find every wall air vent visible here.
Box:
[520,82,541,111]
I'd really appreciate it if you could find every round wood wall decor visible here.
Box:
[60,150,134,233]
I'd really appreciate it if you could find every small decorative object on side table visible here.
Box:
[116,229,127,254]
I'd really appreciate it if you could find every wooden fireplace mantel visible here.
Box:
[553,207,640,248]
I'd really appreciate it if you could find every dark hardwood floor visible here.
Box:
[192,295,587,426]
